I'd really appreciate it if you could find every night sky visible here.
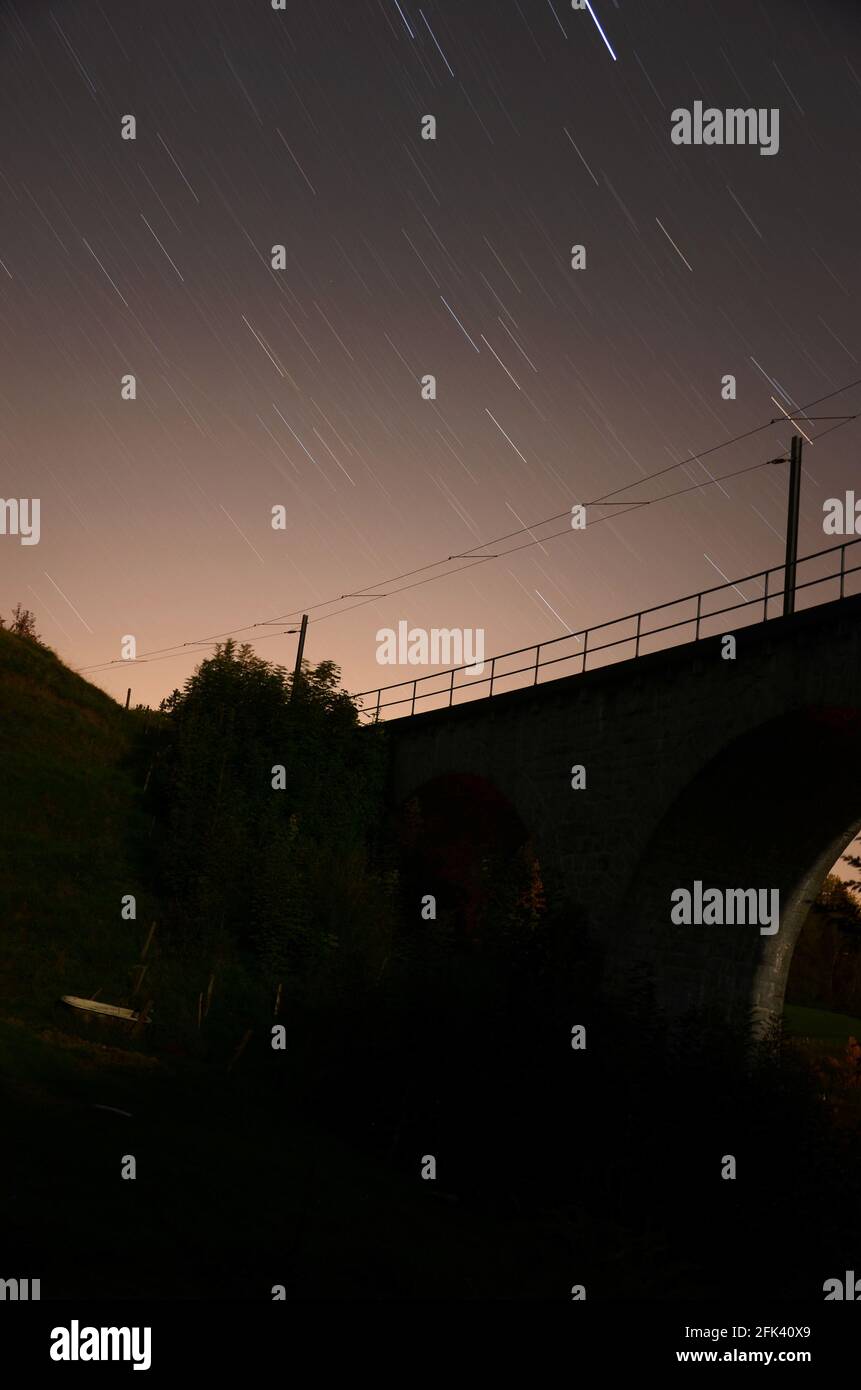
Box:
[1,0,860,711]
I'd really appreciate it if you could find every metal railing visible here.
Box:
[355,538,861,723]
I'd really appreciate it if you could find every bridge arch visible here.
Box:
[392,770,544,937]
[610,707,861,1036]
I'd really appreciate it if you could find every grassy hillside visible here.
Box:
[0,628,155,1024]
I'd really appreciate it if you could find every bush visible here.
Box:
[153,641,395,1025]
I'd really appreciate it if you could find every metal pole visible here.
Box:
[125,688,131,710]
[783,435,802,617]
[763,567,769,621]
[290,614,308,703]
[840,543,846,600]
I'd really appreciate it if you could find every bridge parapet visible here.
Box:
[357,538,861,723]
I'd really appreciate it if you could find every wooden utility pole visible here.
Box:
[783,434,802,617]
[290,613,308,703]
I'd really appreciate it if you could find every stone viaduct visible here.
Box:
[381,592,861,1037]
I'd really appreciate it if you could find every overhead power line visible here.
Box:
[75,378,861,677]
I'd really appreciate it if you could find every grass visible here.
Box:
[0,629,157,1026]
[0,1012,581,1299]
[783,1003,861,1041]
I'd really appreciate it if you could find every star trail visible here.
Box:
[1,0,859,708]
